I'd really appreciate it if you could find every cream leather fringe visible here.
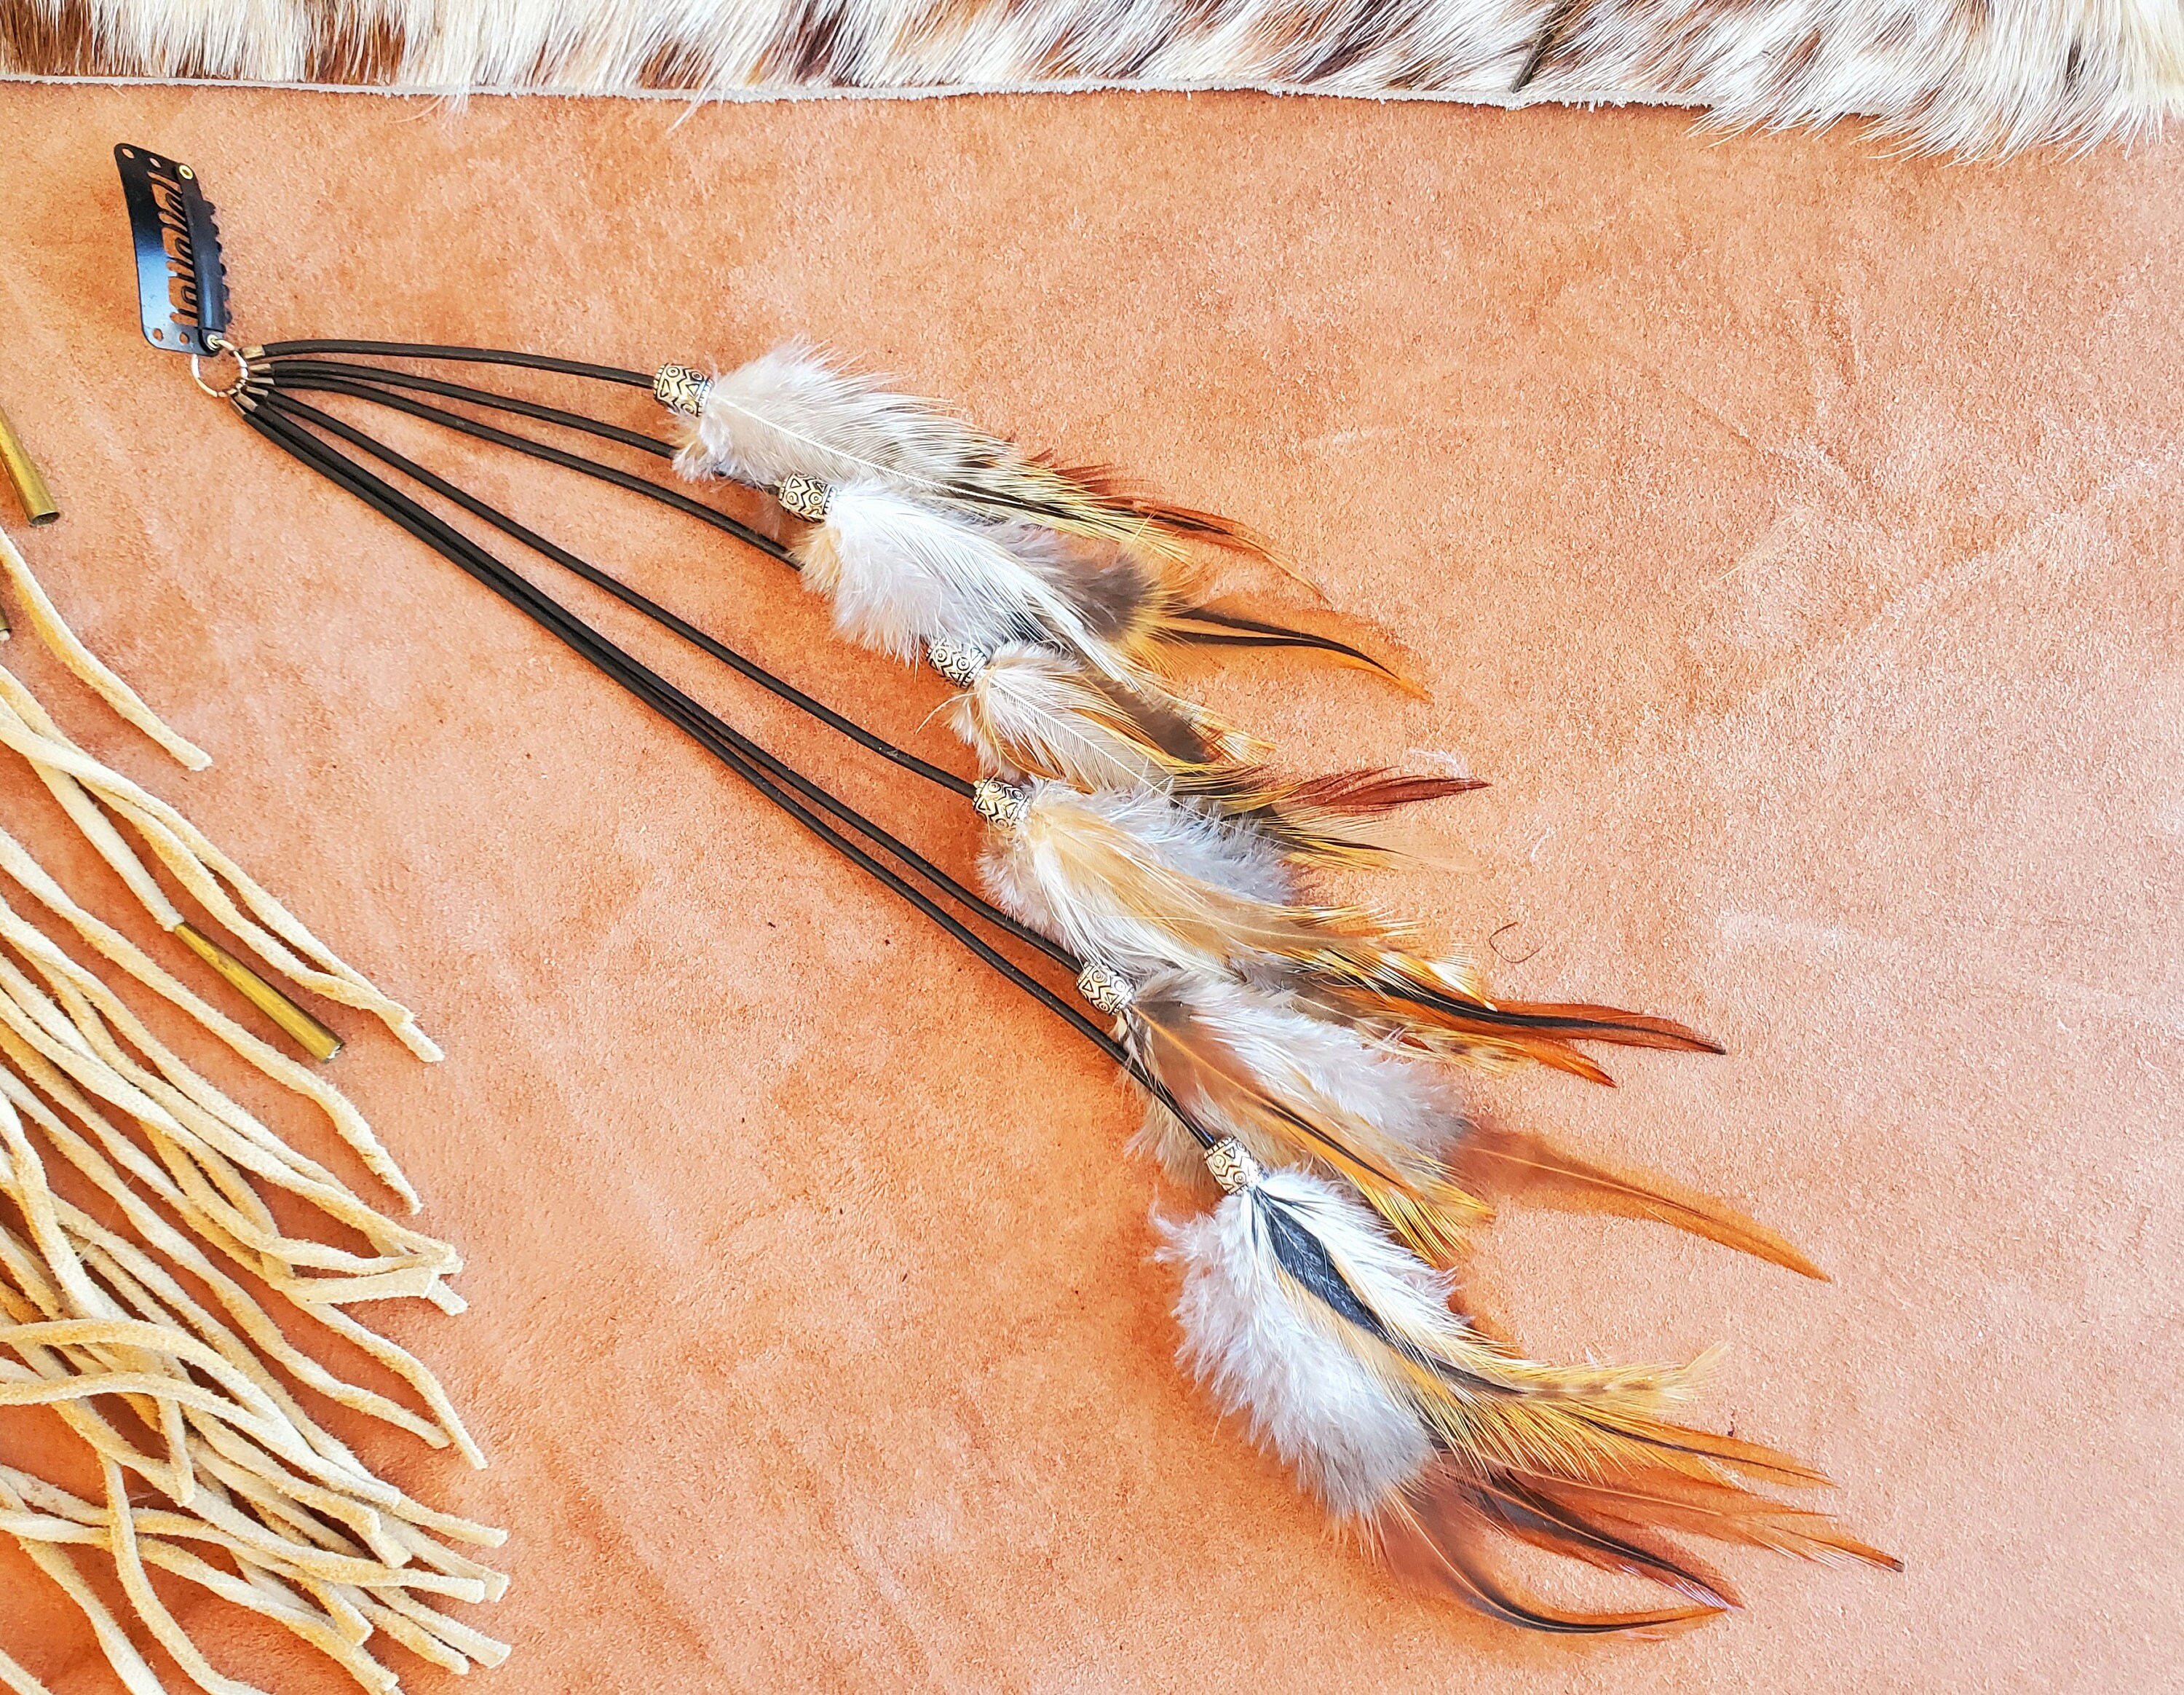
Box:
[0,532,502,1694]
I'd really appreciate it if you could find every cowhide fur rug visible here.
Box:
[3,0,2179,156]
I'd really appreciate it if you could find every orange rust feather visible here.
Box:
[1457,1126,1827,1280]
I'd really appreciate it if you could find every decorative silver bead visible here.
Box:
[652,363,712,417]
[1204,1138,1263,1195]
[970,778,1029,827]
[923,636,992,688]
[1075,963,1134,1015]
[775,474,833,523]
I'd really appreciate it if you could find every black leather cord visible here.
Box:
[261,367,792,564]
[258,374,970,799]
[255,388,1064,965]
[246,393,1215,1138]
[258,340,654,389]
[261,357,676,458]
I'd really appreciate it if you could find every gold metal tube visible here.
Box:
[0,403,58,527]
[172,922,344,1062]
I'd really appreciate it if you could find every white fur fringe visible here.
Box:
[5,0,2177,157]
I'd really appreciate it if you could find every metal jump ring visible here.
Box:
[191,334,250,400]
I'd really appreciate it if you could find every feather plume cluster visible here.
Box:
[676,345,1462,866]
[668,347,1896,1627]
[8,0,2177,159]
[1160,1155,1893,1630]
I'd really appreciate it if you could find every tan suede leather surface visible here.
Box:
[0,84,2177,1694]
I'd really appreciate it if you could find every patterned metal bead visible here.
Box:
[775,475,833,523]
[923,637,992,687]
[970,778,1029,827]
[1204,1138,1264,1195]
[652,363,712,417]
[1075,963,1134,1015]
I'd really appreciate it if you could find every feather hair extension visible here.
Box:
[1162,1145,1897,1630]
[175,316,1897,1640]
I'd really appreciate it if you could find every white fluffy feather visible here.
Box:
[1158,1175,1433,1517]
[678,344,1024,500]
[946,645,1152,783]
[794,482,1111,665]
[979,779,1294,976]
[1128,970,1463,1189]
[946,643,1234,789]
